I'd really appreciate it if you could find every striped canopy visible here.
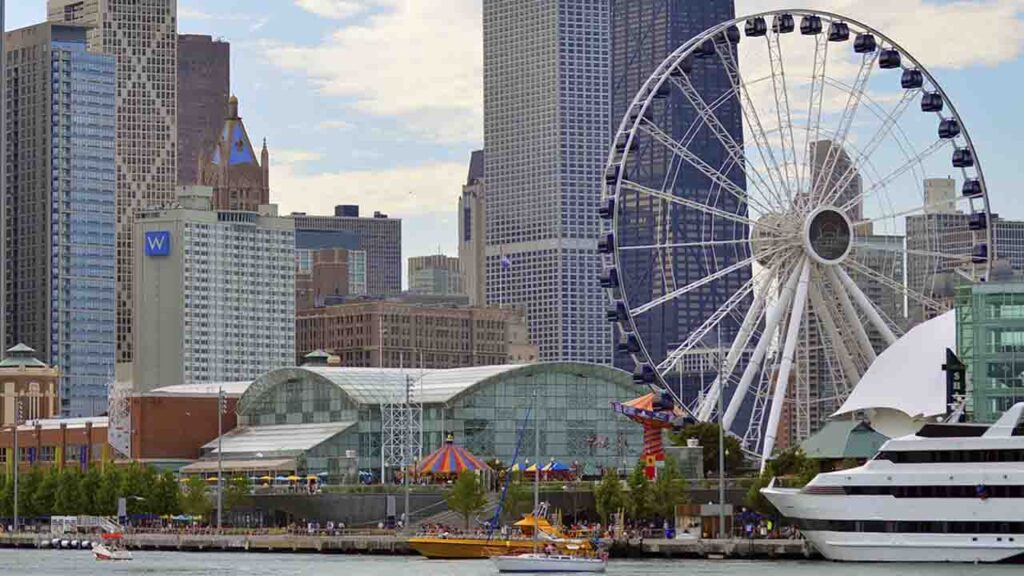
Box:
[418,434,491,475]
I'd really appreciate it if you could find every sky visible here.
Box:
[7,0,1024,280]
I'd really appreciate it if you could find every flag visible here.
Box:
[501,255,512,271]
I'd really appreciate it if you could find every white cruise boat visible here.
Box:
[763,402,1024,563]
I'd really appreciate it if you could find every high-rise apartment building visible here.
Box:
[291,206,401,297]
[459,150,486,306]
[0,0,6,357]
[133,187,295,392]
[610,1,745,377]
[4,23,117,417]
[178,34,230,186]
[409,255,464,297]
[197,96,270,212]
[48,0,179,365]
[484,0,611,363]
[295,301,538,368]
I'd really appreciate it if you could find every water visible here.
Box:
[1,550,1020,575]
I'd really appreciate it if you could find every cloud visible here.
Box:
[265,0,482,144]
[270,159,466,217]
[294,0,366,20]
[318,120,353,131]
[273,149,324,164]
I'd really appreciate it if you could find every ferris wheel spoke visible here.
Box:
[822,89,916,209]
[811,51,880,210]
[834,265,898,345]
[839,138,950,215]
[619,179,777,233]
[823,266,878,363]
[801,33,830,209]
[629,248,774,317]
[722,258,805,430]
[807,280,862,391]
[637,120,774,216]
[761,258,812,471]
[843,257,946,313]
[667,73,779,211]
[766,29,801,199]
[713,35,792,205]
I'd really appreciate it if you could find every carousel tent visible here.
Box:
[417,435,491,475]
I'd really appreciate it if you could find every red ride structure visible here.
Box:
[611,391,688,479]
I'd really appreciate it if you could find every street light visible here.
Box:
[216,387,227,531]
[12,397,22,533]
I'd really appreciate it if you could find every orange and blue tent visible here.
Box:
[418,434,492,475]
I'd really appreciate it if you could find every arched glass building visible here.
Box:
[192,363,644,479]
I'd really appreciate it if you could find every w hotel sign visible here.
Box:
[144,231,171,256]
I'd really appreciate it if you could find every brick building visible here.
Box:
[296,248,366,309]
[296,301,538,368]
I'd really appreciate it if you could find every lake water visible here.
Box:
[1,549,1021,575]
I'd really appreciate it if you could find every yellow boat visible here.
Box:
[407,515,592,560]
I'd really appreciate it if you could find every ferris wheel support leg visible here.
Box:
[807,282,861,393]
[695,290,766,422]
[835,266,898,347]
[722,263,803,431]
[825,266,877,364]
[761,259,812,472]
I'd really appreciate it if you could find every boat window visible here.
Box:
[797,519,1024,534]
[875,449,1024,463]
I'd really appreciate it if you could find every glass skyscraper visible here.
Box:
[610,1,749,401]
[4,24,117,416]
[483,0,612,364]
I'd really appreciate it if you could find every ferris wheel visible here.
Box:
[599,10,993,467]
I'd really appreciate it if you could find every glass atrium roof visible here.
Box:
[202,421,356,456]
[303,365,525,405]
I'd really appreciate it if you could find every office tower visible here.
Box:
[4,23,117,417]
[48,0,178,365]
[810,140,863,221]
[178,34,230,186]
[133,187,295,392]
[459,150,486,306]
[296,247,367,309]
[409,255,464,297]
[291,206,401,297]
[610,0,746,377]
[197,96,270,212]
[484,0,611,363]
[924,177,956,215]
[0,0,5,357]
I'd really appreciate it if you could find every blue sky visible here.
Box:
[8,0,1024,276]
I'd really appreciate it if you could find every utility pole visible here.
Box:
[13,398,21,533]
[403,375,411,530]
[717,325,726,540]
[217,387,225,531]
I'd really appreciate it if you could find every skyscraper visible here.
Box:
[483,0,611,363]
[48,0,179,366]
[458,150,486,306]
[197,96,270,212]
[291,206,401,298]
[408,255,464,297]
[4,23,117,416]
[0,0,6,358]
[178,34,230,186]
[610,1,746,377]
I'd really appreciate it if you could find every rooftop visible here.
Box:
[148,381,252,398]
[201,421,355,457]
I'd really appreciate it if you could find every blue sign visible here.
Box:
[145,231,171,256]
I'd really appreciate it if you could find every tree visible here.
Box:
[95,467,123,516]
[651,455,687,519]
[224,476,251,512]
[54,469,84,515]
[594,469,625,525]
[181,476,211,519]
[744,473,776,516]
[502,480,533,521]
[446,471,488,529]
[669,422,743,476]
[120,462,151,515]
[626,463,653,520]
[769,447,819,486]
[80,468,103,516]
[150,471,181,516]
[0,475,11,517]
[34,469,59,516]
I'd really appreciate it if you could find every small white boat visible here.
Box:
[93,543,132,561]
[493,553,606,573]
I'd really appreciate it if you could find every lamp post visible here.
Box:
[216,386,226,531]
[717,326,726,540]
[12,397,22,533]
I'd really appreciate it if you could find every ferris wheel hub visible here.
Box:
[803,206,853,265]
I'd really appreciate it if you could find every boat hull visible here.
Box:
[407,537,539,559]
[494,555,606,573]
[92,544,132,561]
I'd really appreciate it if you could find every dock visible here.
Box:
[638,538,817,559]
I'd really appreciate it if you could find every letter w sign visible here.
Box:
[145,231,171,256]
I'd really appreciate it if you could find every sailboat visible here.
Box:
[493,392,607,573]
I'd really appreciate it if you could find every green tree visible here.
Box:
[768,447,819,486]
[744,473,776,515]
[224,476,251,512]
[54,469,85,515]
[120,462,151,515]
[651,455,687,519]
[95,467,123,516]
[181,476,211,519]
[669,422,743,476]
[34,468,60,516]
[79,467,103,516]
[446,471,488,529]
[0,475,11,517]
[594,469,625,525]
[150,471,181,516]
[18,468,42,518]
[626,463,653,520]
[502,480,533,521]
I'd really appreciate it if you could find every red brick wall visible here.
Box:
[131,396,238,460]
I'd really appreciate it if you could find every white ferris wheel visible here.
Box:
[599,10,993,467]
